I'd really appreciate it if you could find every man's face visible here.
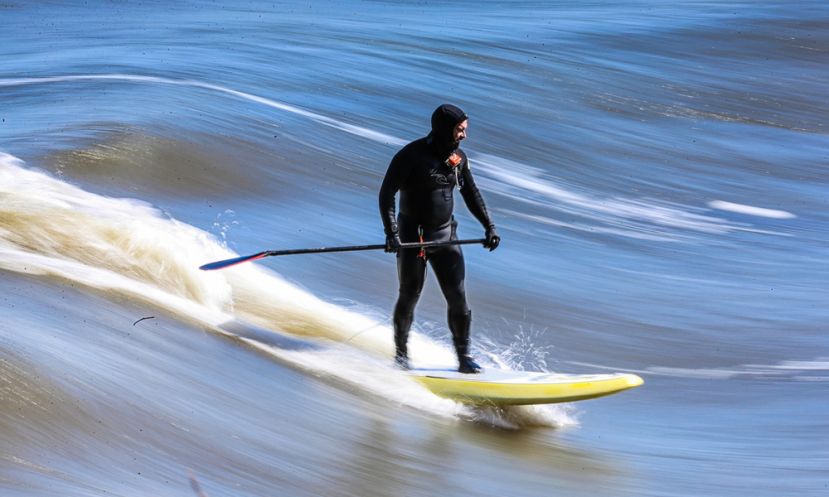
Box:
[453,119,468,143]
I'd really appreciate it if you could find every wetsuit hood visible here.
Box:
[429,104,467,157]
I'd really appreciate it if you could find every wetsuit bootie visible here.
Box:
[394,353,410,370]
[458,355,482,374]
[393,311,412,370]
[449,310,482,374]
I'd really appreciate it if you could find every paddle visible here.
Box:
[199,238,487,271]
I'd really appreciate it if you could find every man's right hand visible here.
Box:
[385,233,402,253]
[485,225,500,251]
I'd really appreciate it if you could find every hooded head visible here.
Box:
[429,103,468,156]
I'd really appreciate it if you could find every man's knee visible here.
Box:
[398,281,423,300]
[444,289,468,315]
[395,288,422,314]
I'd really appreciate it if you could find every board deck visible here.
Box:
[409,367,643,405]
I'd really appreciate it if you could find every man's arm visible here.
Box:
[458,158,493,229]
[379,150,408,237]
[459,157,500,251]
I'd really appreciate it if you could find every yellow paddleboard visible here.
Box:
[410,368,643,406]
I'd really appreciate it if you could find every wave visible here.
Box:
[568,358,829,382]
[0,151,575,428]
[0,73,794,243]
[474,152,791,240]
[0,74,406,147]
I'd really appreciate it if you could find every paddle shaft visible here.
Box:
[264,238,485,257]
[199,238,486,270]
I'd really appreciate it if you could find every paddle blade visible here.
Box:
[199,251,270,271]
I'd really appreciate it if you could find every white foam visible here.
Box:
[0,244,232,328]
[708,200,796,219]
[471,153,783,239]
[646,366,745,379]
[570,358,829,382]
[746,358,829,371]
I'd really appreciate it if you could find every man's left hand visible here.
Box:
[485,225,500,251]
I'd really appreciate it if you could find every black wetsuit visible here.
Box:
[379,104,495,371]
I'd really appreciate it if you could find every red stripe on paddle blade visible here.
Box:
[199,252,269,271]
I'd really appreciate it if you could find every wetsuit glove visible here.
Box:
[385,225,402,253]
[385,234,402,253]
[485,225,500,251]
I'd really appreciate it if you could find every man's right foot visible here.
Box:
[458,355,482,374]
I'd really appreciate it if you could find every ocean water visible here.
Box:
[1,1,827,496]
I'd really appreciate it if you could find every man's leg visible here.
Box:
[393,247,426,369]
[430,246,481,373]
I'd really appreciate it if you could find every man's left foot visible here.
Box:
[394,354,410,370]
[458,355,482,374]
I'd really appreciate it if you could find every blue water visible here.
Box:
[2,1,828,496]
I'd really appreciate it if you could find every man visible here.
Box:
[379,104,500,374]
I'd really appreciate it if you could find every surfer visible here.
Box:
[379,104,499,373]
